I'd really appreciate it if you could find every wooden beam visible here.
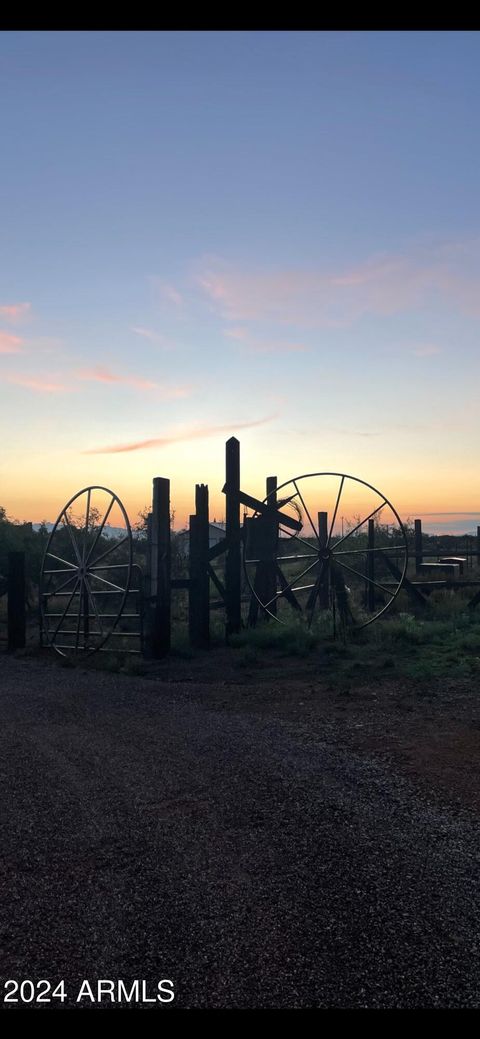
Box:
[150,477,171,656]
[222,484,302,532]
[225,437,241,636]
[189,484,210,648]
[367,518,375,612]
[414,518,423,574]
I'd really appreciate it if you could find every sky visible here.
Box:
[1,30,480,533]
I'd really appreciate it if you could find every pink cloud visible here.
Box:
[76,365,192,398]
[0,331,23,354]
[0,302,31,322]
[197,240,480,327]
[7,375,68,393]
[84,414,276,454]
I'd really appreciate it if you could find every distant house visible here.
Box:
[175,521,226,558]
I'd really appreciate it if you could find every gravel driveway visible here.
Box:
[1,654,480,1009]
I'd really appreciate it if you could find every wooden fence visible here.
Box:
[3,442,480,657]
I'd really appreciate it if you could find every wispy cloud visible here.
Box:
[223,326,249,341]
[84,414,276,454]
[76,365,191,397]
[223,326,307,353]
[0,302,31,322]
[0,331,23,354]
[411,343,441,357]
[197,239,480,328]
[158,282,183,306]
[130,326,172,348]
[6,374,68,393]
[76,366,158,391]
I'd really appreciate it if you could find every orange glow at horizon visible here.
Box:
[3,445,480,533]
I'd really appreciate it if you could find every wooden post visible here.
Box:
[477,526,480,572]
[8,551,25,651]
[189,484,210,648]
[225,437,241,636]
[246,480,278,627]
[151,477,171,656]
[265,475,277,617]
[145,512,153,599]
[318,511,329,609]
[367,517,375,611]
[414,519,423,574]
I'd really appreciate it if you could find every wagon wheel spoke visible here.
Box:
[82,487,91,564]
[278,528,318,555]
[306,556,330,626]
[332,500,387,552]
[334,557,395,600]
[85,495,115,566]
[293,480,319,542]
[333,544,406,556]
[275,567,302,612]
[264,556,319,610]
[50,577,81,641]
[46,552,77,570]
[62,511,82,567]
[74,589,83,652]
[327,475,345,547]
[84,576,104,636]
[89,535,129,568]
[45,570,79,597]
[88,571,125,593]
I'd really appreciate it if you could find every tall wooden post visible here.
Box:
[225,437,241,636]
[145,512,153,599]
[265,475,277,617]
[414,519,423,574]
[477,526,480,572]
[318,511,330,609]
[367,517,375,611]
[189,484,210,648]
[151,477,171,656]
[8,551,26,651]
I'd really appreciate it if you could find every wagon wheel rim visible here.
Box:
[243,472,408,632]
[40,485,132,657]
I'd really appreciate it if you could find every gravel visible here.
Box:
[1,654,480,1009]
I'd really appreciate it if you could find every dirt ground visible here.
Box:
[136,646,480,812]
[1,649,480,1009]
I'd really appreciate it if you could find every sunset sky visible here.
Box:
[1,30,480,533]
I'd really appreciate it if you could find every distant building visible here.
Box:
[175,521,226,558]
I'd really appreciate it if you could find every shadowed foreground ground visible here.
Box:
[1,654,480,1009]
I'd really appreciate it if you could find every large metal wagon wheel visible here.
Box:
[40,486,132,657]
[244,472,408,632]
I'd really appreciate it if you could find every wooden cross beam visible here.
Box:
[222,484,302,533]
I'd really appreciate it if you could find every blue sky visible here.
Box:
[1,31,479,528]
